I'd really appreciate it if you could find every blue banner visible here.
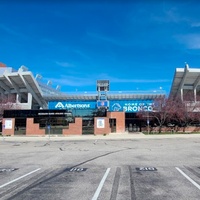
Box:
[48,101,96,110]
[97,100,109,107]
[109,100,153,112]
[48,100,153,112]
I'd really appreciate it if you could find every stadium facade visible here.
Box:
[0,63,199,136]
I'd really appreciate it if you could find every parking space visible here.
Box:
[1,165,200,199]
[132,166,200,200]
[0,165,113,200]
[1,137,200,199]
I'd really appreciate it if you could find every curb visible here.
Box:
[1,132,200,141]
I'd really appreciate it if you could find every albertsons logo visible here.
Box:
[55,102,65,109]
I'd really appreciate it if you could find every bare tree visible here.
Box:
[150,96,176,133]
[136,91,200,133]
[169,91,200,132]
[0,94,19,122]
[137,96,183,133]
[136,96,171,133]
[176,106,194,132]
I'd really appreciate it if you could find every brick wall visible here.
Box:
[94,117,111,135]
[26,118,45,136]
[63,118,82,135]
[141,126,200,133]
[184,126,200,132]
[2,118,15,136]
[107,112,125,133]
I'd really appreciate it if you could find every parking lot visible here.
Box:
[1,135,200,199]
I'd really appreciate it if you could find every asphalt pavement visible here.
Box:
[1,133,200,199]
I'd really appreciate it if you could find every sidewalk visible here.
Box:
[1,132,200,141]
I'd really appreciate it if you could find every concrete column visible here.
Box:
[16,94,21,103]
[181,89,183,101]
[194,88,197,102]
[27,93,32,109]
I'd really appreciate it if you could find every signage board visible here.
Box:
[5,119,12,129]
[48,101,96,110]
[97,118,105,128]
[109,100,153,113]
[97,100,109,108]
[3,110,69,118]
[48,100,153,113]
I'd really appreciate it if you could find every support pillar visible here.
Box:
[181,88,183,101]
[194,88,197,102]
[16,94,21,103]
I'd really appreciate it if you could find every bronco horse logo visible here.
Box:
[112,103,121,111]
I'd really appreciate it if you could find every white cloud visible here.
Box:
[73,49,90,60]
[150,5,190,24]
[150,4,200,30]
[164,7,189,23]
[46,73,170,88]
[0,24,24,37]
[95,73,170,83]
[87,32,132,47]
[110,78,170,83]
[49,76,94,86]
[191,22,200,27]
[40,38,57,45]
[55,61,74,68]
[175,34,200,49]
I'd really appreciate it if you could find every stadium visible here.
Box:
[1,62,200,136]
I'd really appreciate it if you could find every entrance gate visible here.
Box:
[109,118,116,133]
[125,113,142,132]
[82,118,94,135]
[14,118,26,135]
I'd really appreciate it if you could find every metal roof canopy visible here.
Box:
[170,64,200,97]
[0,66,166,106]
[43,93,165,101]
[0,67,47,108]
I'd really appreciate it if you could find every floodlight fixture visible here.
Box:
[35,74,43,80]
[56,85,61,90]
[18,65,28,72]
[47,80,52,86]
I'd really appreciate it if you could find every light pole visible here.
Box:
[147,111,149,134]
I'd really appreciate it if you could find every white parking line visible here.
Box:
[176,167,200,190]
[0,168,41,189]
[92,168,111,200]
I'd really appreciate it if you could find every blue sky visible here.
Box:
[1,0,200,95]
